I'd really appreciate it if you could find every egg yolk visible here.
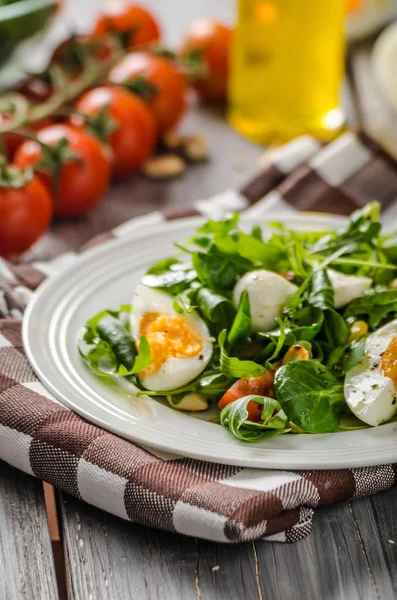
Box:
[381,337,397,386]
[139,312,204,375]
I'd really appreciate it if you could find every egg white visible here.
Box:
[344,319,397,426]
[233,269,297,333]
[130,284,212,391]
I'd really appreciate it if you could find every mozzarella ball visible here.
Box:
[327,269,372,309]
[233,270,297,333]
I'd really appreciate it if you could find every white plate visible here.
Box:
[23,213,397,470]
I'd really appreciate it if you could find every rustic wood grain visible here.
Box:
[60,493,269,600]
[0,461,59,600]
[59,489,397,600]
[348,488,397,599]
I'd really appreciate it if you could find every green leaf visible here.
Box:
[196,287,236,331]
[146,258,180,275]
[220,395,289,442]
[342,335,368,373]
[79,307,151,378]
[193,252,237,290]
[344,290,397,329]
[79,339,117,376]
[324,309,349,347]
[275,360,345,433]
[219,330,265,378]
[228,291,251,347]
[141,269,197,295]
[309,201,381,256]
[118,336,152,376]
[382,234,397,264]
[214,231,287,271]
[97,315,136,371]
[308,270,335,310]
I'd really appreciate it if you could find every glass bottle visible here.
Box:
[228,0,346,144]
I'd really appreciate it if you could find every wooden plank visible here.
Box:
[348,488,397,599]
[0,461,59,600]
[254,502,377,600]
[350,39,397,159]
[60,492,261,600]
[60,489,388,600]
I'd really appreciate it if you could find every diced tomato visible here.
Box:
[218,372,274,422]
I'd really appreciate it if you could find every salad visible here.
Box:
[79,202,397,443]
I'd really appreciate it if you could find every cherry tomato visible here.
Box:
[72,85,157,177]
[14,125,111,218]
[181,19,232,101]
[93,2,160,49]
[218,372,274,422]
[0,174,52,258]
[108,52,187,133]
[0,117,54,160]
[16,77,53,102]
[52,34,114,69]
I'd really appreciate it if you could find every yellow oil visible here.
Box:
[228,0,346,144]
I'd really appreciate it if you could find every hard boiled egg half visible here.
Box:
[345,319,397,426]
[130,284,212,391]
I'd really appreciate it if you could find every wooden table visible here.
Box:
[2,2,397,599]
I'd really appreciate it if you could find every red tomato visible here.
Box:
[14,125,111,218]
[52,34,114,69]
[0,117,54,160]
[0,174,52,258]
[93,2,160,49]
[181,19,232,101]
[72,85,157,177]
[16,77,53,102]
[108,52,187,133]
[218,372,274,422]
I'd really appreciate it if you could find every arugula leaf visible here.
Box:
[141,269,197,295]
[275,360,345,433]
[196,287,236,331]
[220,395,289,442]
[214,231,288,271]
[382,233,397,264]
[309,202,381,256]
[193,252,237,290]
[344,290,397,329]
[228,291,251,347]
[197,370,234,400]
[195,214,240,237]
[219,330,265,378]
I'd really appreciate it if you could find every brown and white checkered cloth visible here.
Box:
[2,131,397,544]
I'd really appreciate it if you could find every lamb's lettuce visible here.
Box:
[275,360,345,433]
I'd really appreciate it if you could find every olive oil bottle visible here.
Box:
[228,0,345,144]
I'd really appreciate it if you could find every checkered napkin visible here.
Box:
[2,131,397,544]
